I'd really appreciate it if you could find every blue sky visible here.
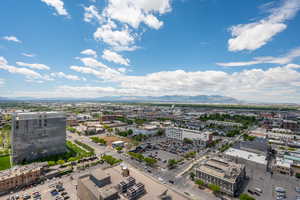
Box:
[1,0,300,103]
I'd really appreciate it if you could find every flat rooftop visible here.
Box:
[14,112,65,120]
[197,157,244,183]
[79,176,117,199]
[90,168,110,181]
[0,163,46,181]
[104,165,189,200]
[225,148,267,165]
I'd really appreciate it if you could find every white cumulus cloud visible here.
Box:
[103,0,170,29]
[2,36,22,43]
[16,62,50,70]
[228,0,300,51]
[217,47,300,67]
[94,21,135,51]
[21,53,35,57]
[41,0,69,16]
[102,49,130,66]
[84,5,103,23]
[80,49,97,58]
[50,72,84,81]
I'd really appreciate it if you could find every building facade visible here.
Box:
[166,127,212,147]
[0,163,45,194]
[195,157,246,196]
[11,112,66,164]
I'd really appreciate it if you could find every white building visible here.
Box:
[272,158,293,175]
[112,141,125,148]
[133,125,159,136]
[166,127,212,147]
[224,148,267,165]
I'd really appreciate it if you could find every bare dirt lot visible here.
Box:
[99,135,132,146]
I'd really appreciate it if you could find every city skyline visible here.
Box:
[1,0,300,103]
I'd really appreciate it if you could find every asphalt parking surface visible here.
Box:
[243,160,300,200]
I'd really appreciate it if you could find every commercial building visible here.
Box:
[112,141,125,148]
[11,112,66,164]
[133,125,159,136]
[77,168,118,200]
[206,120,243,128]
[0,163,46,194]
[224,148,267,166]
[195,157,246,196]
[282,120,298,131]
[272,158,293,175]
[166,127,212,147]
[232,137,269,156]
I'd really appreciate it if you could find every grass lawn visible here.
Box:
[0,155,11,171]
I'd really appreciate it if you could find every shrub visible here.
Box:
[239,193,255,200]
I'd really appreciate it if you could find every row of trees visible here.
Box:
[194,179,255,200]
[74,140,95,154]
[116,129,133,137]
[101,155,122,165]
[91,137,107,145]
[243,134,256,141]
[198,113,257,127]
[45,141,93,166]
[127,152,157,166]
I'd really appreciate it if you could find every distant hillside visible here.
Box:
[139,95,240,103]
[0,95,240,103]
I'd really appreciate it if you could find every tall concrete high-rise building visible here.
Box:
[11,112,66,164]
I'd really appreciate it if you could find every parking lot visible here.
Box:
[243,160,300,200]
[143,149,182,167]
[1,175,77,200]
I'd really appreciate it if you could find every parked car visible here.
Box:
[51,189,58,196]
[61,192,68,196]
[275,187,286,193]
[254,187,263,193]
[22,194,30,200]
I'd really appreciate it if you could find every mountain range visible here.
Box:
[0,95,240,103]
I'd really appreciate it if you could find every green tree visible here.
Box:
[190,172,195,180]
[208,184,220,194]
[144,157,157,166]
[128,129,133,135]
[67,157,77,162]
[183,138,193,144]
[195,179,205,186]
[128,152,144,161]
[167,159,178,169]
[239,193,256,200]
[156,129,165,136]
[48,161,56,166]
[57,160,65,165]
[115,146,123,151]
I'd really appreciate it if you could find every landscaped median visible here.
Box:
[127,152,157,166]
[101,154,122,166]
[90,137,107,145]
